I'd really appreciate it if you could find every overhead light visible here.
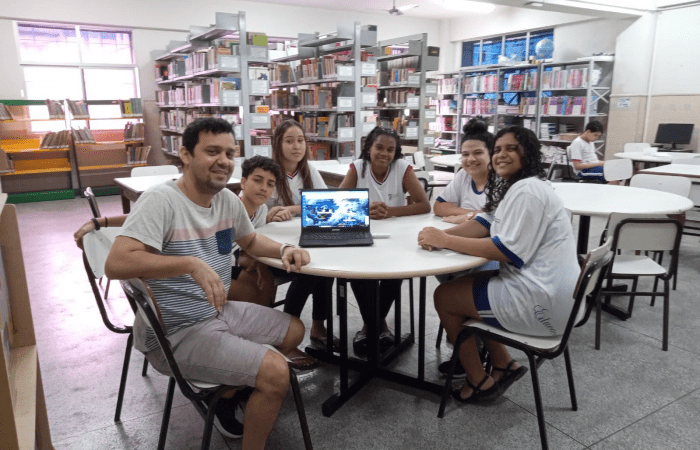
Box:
[526,1,544,6]
[431,0,496,14]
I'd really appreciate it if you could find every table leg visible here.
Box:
[120,191,131,214]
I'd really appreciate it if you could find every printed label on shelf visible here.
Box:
[424,83,438,95]
[219,56,240,71]
[337,65,354,80]
[407,74,420,86]
[362,92,377,106]
[221,91,241,106]
[233,125,242,141]
[337,97,354,110]
[423,135,435,146]
[361,62,377,76]
[252,145,271,157]
[250,114,271,128]
[424,109,437,120]
[406,95,420,109]
[405,127,418,138]
[250,79,269,96]
[249,46,269,61]
[338,127,355,141]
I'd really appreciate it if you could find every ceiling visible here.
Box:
[245,0,662,20]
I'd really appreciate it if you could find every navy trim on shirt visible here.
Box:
[435,196,446,203]
[475,216,491,230]
[471,179,484,195]
[492,236,524,269]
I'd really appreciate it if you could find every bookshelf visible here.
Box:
[369,34,439,155]
[0,201,54,450]
[429,72,460,155]
[153,12,269,159]
[537,57,613,154]
[268,22,378,161]
[0,101,73,194]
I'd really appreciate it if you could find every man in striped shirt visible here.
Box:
[106,118,309,449]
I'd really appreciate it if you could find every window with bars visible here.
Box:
[461,28,553,67]
[16,23,139,132]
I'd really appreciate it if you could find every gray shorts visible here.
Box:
[144,301,292,387]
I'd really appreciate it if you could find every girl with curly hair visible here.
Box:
[418,126,579,403]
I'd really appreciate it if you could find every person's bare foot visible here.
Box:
[454,375,497,402]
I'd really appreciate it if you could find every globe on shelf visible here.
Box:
[535,38,554,60]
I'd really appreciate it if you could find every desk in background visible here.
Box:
[255,214,486,416]
[614,152,700,169]
[316,164,350,187]
[114,174,241,213]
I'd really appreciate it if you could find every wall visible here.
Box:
[552,18,634,62]
[0,20,27,99]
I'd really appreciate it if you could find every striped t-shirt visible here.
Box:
[120,180,255,351]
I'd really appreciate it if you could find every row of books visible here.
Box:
[432,99,458,115]
[72,127,96,144]
[463,74,499,93]
[160,110,187,131]
[66,100,89,117]
[541,67,596,90]
[518,97,538,116]
[124,122,145,142]
[437,78,459,95]
[127,145,152,164]
[47,100,65,119]
[0,103,12,121]
[540,122,576,139]
[462,98,497,115]
[541,96,588,115]
[504,71,538,92]
[120,98,143,116]
[382,89,417,106]
[162,135,182,156]
[430,116,457,132]
[270,90,299,110]
[184,46,233,75]
[298,87,334,109]
[300,113,354,137]
[377,117,418,136]
[39,130,70,148]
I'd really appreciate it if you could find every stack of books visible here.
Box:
[437,78,459,95]
[66,99,89,118]
[39,130,70,148]
[46,100,65,119]
[72,127,96,144]
[127,146,151,165]
[120,98,143,117]
[124,122,145,142]
[463,75,498,93]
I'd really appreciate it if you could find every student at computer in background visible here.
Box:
[339,126,431,355]
[267,119,340,361]
[105,118,310,448]
[434,118,492,224]
[569,120,617,184]
[418,125,580,404]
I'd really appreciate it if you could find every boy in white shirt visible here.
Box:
[568,120,609,183]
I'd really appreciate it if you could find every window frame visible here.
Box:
[461,28,553,68]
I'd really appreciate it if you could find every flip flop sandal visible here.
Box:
[452,374,501,403]
[492,360,528,394]
[288,354,320,371]
[310,335,342,353]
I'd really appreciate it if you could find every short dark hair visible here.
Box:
[182,118,234,154]
[585,120,604,133]
[241,155,283,184]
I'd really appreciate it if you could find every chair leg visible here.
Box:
[663,279,670,351]
[104,278,111,299]
[626,277,639,317]
[595,290,602,350]
[200,396,217,450]
[563,346,577,411]
[158,378,176,450]
[435,323,444,348]
[525,351,549,450]
[289,365,314,450]
[437,328,469,418]
[115,333,133,422]
[142,357,149,376]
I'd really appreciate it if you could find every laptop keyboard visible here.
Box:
[305,232,368,240]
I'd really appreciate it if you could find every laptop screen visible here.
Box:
[301,189,370,229]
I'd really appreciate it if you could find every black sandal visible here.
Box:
[451,374,501,403]
[492,360,528,394]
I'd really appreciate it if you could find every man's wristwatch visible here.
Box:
[280,243,296,258]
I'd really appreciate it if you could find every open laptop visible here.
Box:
[298,189,374,247]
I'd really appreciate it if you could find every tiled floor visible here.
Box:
[14,194,700,449]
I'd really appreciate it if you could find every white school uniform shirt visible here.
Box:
[474,177,581,336]
[351,158,411,207]
[568,136,598,174]
[232,198,268,259]
[435,170,486,210]
[266,164,327,208]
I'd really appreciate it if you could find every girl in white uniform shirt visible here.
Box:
[340,126,431,355]
[418,126,580,403]
[433,118,491,224]
[267,120,338,365]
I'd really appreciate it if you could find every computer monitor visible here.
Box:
[654,123,694,150]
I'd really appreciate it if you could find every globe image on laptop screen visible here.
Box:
[302,193,369,228]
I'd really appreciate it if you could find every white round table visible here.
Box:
[552,183,694,254]
[255,213,486,416]
[430,153,461,168]
[614,151,699,168]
